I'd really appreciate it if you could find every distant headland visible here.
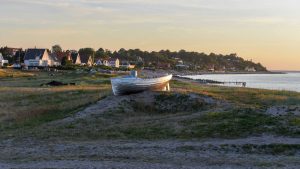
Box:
[1,45,267,73]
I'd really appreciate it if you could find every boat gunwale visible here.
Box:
[111,74,173,81]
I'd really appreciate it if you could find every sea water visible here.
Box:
[186,72,300,92]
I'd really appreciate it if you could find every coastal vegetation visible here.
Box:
[0,69,35,78]
[0,69,299,140]
[1,46,267,72]
[0,70,112,129]
[0,69,299,168]
[172,80,300,108]
[89,48,267,71]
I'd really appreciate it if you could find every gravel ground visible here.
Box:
[266,105,300,116]
[1,137,300,169]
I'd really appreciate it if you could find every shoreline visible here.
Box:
[142,69,286,77]
[173,74,300,93]
[174,71,286,76]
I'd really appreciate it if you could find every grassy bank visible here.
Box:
[0,69,35,78]
[0,69,300,141]
[171,80,300,108]
[0,69,112,132]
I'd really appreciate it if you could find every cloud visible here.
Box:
[8,0,72,7]
[2,0,299,27]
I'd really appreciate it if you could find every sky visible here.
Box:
[0,0,300,70]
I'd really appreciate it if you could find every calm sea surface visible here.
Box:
[186,72,300,92]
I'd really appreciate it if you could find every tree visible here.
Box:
[61,56,72,66]
[95,48,109,60]
[79,48,95,56]
[118,48,127,56]
[52,45,62,53]
[79,48,95,63]
[0,46,10,58]
[135,61,144,69]
[61,56,67,66]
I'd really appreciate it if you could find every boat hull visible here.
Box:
[111,75,173,96]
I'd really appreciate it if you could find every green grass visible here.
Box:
[171,80,300,108]
[290,117,300,127]
[128,93,209,114]
[32,97,299,140]
[0,69,112,133]
[95,125,177,140]
[1,71,300,140]
[181,109,278,138]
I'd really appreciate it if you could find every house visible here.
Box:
[49,53,61,66]
[102,60,109,66]
[56,52,69,62]
[95,59,110,66]
[0,53,9,66]
[95,59,107,66]
[71,53,82,65]
[24,48,55,67]
[174,58,184,65]
[228,67,236,71]
[245,66,256,72]
[50,52,65,66]
[128,64,135,69]
[208,68,215,72]
[12,63,21,69]
[175,64,189,69]
[177,60,184,65]
[109,58,120,68]
[157,63,171,69]
[137,56,143,62]
[80,54,93,66]
[120,61,135,69]
[51,51,81,65]
[95,59,102,65]
[207,65,215,72]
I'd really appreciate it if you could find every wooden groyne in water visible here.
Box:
[174,75,247,87]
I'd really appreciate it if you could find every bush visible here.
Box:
[55,65,82,70]
[2,63,8,68]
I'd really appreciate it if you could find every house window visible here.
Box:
[28,60,39,66]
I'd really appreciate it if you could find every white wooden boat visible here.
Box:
[111,74,173,96]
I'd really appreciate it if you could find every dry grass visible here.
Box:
[35,91,300,140]
[171,80,300,108]
[0,69,35,78]
[1,71,300,140]
[0,69,112,127]
[0,86,110,122]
